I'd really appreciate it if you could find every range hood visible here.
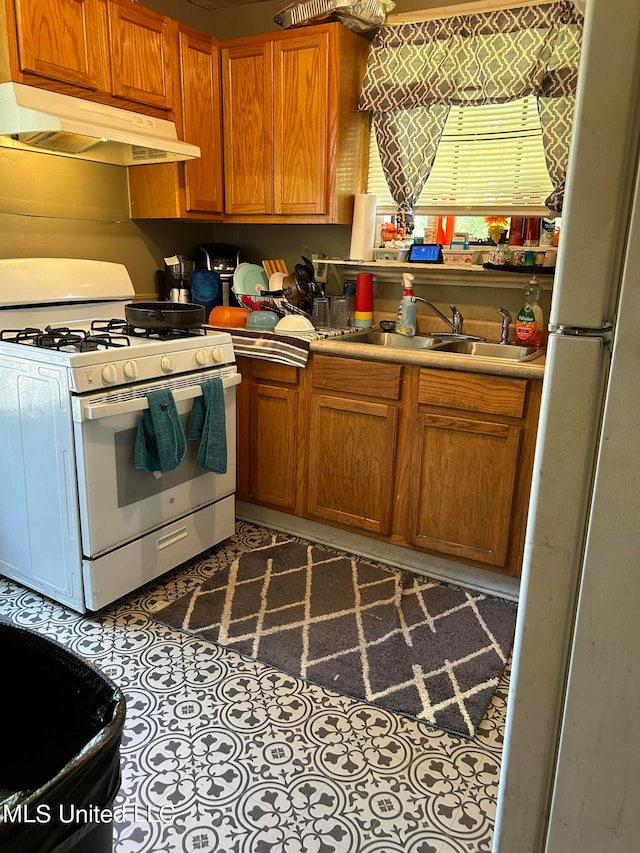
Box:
[0,82,200,166]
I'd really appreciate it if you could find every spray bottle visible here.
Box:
[395,273,417,336]
[514,276,544,347]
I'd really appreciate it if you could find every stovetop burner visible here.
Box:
[0,325,131,352]
[0,319,208,350]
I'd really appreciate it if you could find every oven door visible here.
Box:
[71,366,240,558]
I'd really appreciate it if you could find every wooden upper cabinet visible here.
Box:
[1,0,176,115]
[128,24,224,220]
[221,23,369,223]
[222,40,273,215]
[179,29,223,215]
[273,32,328,215]
[107,0,174,112]
[6,0,109,91]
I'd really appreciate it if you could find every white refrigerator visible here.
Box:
[493,1,640,851]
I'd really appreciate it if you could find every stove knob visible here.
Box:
[195,349,209,367]
[211,347,224,364]
[123,360,138,380]
[102,364,118,385]
[161,355,175,374]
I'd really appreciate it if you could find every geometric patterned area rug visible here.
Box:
[153,531,517,739]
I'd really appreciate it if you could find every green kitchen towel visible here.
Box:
[134,389,187,475]
[187,378,227,474]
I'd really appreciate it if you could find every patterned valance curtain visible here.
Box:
[358,1,584,230]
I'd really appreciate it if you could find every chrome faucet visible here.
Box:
[414,297,464,335]
[498,307,512,344]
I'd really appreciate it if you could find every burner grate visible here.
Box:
[92,319,206,340]
[1,325,132,351]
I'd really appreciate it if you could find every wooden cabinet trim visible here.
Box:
[312,354,402,400]
[251,360,299,385]
[418,367,527,418]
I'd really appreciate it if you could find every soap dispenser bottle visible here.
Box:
[395,273,417,336]
[514,276,544,347]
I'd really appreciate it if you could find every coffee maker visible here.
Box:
[193,243,242,307]
[163,255,194,303]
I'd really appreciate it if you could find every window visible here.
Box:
[367,96,553,216]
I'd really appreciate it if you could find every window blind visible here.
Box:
[367,96,553,215]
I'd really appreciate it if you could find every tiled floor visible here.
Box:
[0,522,509,853]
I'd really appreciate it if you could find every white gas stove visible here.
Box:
[0,258,240,613]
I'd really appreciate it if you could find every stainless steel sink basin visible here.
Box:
[340,331,447,349]
[436,340,545,361]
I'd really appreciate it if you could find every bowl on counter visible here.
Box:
[208,305,250,328]
[245,310,280,332]
[274,315,315,335]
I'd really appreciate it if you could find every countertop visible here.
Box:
[207,324,546,379]
[310,336,546,380]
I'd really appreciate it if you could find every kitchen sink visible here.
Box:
[339,331,448,349]
[436,340,545,361]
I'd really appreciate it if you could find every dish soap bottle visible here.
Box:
[514,277,544,347]
[395,273,417,336]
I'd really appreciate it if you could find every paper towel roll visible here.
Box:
[348,194,377,261]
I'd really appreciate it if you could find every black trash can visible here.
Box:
[0,618,126,853]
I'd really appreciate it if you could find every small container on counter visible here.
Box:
[539,217,556,247]
[353,272,374,328]
[523,217,541,246]
[508,216,525,246]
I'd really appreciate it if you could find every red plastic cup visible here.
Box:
[354,273,373,313]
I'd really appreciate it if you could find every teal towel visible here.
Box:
[134,389,187,474]
[188,378,227,473]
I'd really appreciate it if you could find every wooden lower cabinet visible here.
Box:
[307,394,398,534]
[250,383,298,509]
[405,367,542,575]
[236,353,542,577]
[410,412,521,567]
[306,355,402,534]
[236,356,301,513]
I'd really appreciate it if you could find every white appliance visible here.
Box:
[494,1,640,851]
[0,258,240,613]
[0,82,200,165]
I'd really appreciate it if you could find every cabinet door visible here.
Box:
[410,412,522,567]
[107,0,173,111]
[12,0,108,90]
[273,32,329,215]
[307,394,398,534]
[179,30,223,215]
[222,42,273,214]
[250,384,297,510]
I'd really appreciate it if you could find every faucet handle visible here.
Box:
[498,307,512,344]
[450,305,463,334]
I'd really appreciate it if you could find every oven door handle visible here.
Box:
[78,373,241,421]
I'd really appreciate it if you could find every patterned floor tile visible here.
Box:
[0,521,511,853]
